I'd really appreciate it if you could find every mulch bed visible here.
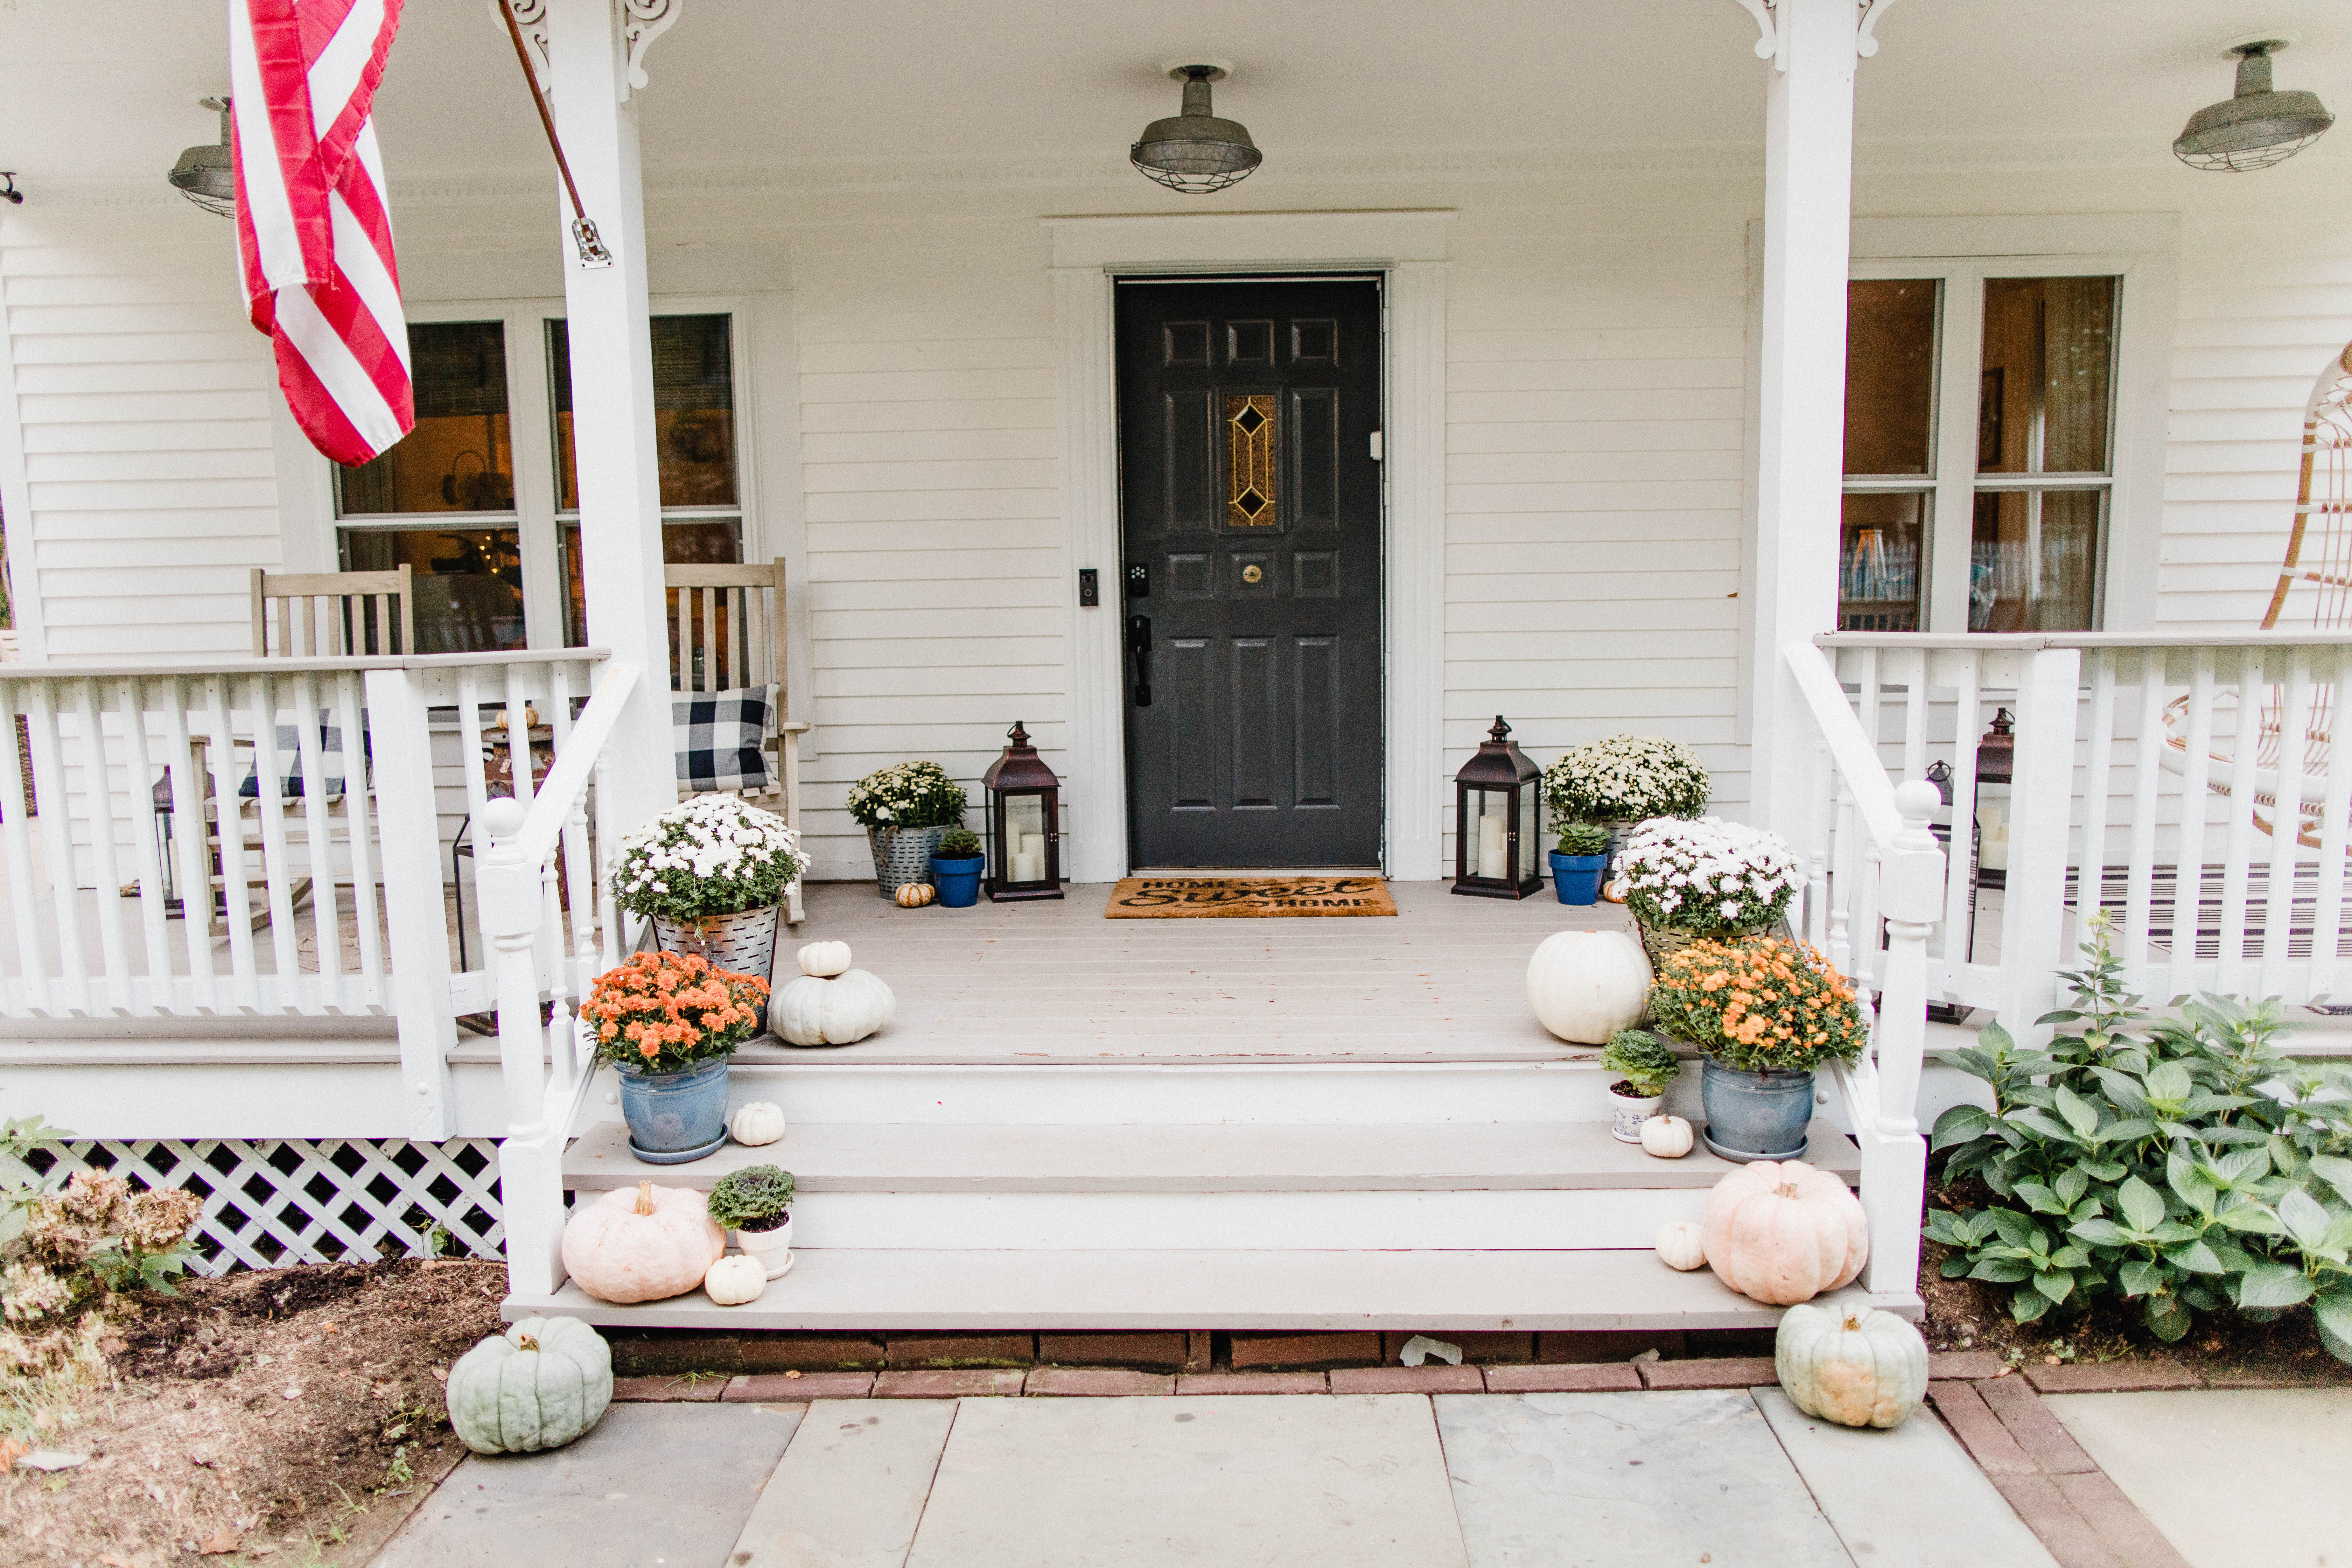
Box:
[0,1258,505,1567]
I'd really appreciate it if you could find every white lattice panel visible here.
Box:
[36,1138,505,1276]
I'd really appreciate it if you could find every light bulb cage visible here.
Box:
[1130,64,1263,195]
[168,96,238,218]
[2174,41,2334,172]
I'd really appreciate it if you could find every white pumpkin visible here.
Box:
[445,1316,611,1454]
[1640,1114,1695,1159]
[1776,1304,1928,1429]
[703,1253,768,1307]
[797,941,852,978]
[1656,1220,1707,1272]
[560,1180,724,1304]
[729,1101,786,1147]
[1701,1159,1868,1306]
[1526,930,1652,1044]
[770,967,896,1047]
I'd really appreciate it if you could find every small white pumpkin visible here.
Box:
[561,1180,724,1304]
[1776,1303,1928,1429]
[797,941,853,978]
[1639,1114,1695,1159]
[729,1101,786,1147]
[895,882,936,908]
[1656,1220,1707,1272]
[703,1253,768,1307]
[1526,930,1652,1044]
[1701,1159,1868,1306]
[445,1316,612,1455]
[771,966,896,1048]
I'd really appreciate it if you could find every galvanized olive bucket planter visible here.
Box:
[653,904,780,983]
[867,824,951,898]
[1698,1060,1814,1163]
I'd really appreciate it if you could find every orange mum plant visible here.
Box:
[584,951,770,1074]
[1647,935,1868,1074]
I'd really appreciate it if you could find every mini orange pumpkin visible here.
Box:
[1699,1158,1867,1305]
[561,1179,724,1304]
[895,882,936,908]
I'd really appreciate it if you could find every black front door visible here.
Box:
[1116,279,1384,868]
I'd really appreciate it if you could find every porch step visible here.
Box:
[506,1247,1920,1332]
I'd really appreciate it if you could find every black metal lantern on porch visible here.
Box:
[1452,716,1543,900]
[982,720,1063,902]
[1974,708,2015,893]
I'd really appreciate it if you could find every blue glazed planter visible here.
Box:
[930,854,985,908]
[1699,1059,1813,1162]
[1549,850,1609,905]
[616,1057,732,1161]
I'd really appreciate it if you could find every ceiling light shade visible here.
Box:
[2174,40,2334,172]
[168,97,237,217]
[1131,63,1261,194]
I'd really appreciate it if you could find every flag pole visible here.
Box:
[497,0,612,268]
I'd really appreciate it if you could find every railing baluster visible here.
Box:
[1807,732,1834,952]
[700,586,719,696]
[2311,647,2350,1004]
[114,678,176,1013]
[24,682,88,1014]
[2263,647,2314,1000]
[2123,650,2166,1001]
[155,677,217,1013]
[69,678,133,1014]
[291,670,341,1013]
[0,679,50,1013]
[247,672,303,1001]
[2077,650,2118,966]
[2217,648,2261,996]
[2173,649,2218,1004]
[201,675,259,1010]
[456,667,491,980]
[333,671,386,1007]
[595,748,623,971]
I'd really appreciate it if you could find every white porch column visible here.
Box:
[1748,0,1862,835]
[544,0,675,839]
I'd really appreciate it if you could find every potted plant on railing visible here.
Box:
[707,1163,796,1279]
[614,796,808,982]
[1599,1028,1681,1143]
[845,761,969,898]
[1648,936,1867,1162]
[1541,734,1711,873]
[1620,816,1802,971]
[929,827,986,908]
[585,951,771,1163]
[1549,821,1612,906]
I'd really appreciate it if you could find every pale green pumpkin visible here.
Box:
[1774,1302,1927,1429]
[446,1316,614,1454]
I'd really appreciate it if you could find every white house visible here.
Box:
[0,0,2346,1335]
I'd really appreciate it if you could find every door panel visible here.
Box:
[1117,279,1383,868]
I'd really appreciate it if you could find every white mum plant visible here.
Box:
[613,795,809,924]
[1543,734,1710,826]
[1622,816,1802,934]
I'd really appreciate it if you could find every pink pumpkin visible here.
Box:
[561,1180,724,1304]
[1700,1158,1868,1305]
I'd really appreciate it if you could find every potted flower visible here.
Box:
[1620,816,1802,969]
[1541,734,1710,867]
[1599,1029,1681,1143]
[584,951,771,1162]
[929,827,986,908]
[708,1163,796,1279]
[614,796,808,982]
[845,761,969,898]
[1549,821,1611,906]
[1647,935,1867,1161]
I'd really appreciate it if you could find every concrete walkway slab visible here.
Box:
[730,1399,957,1568]
[903,1392,1469,1568]
[1435,1389,1851,1568]
[1754,1388,2057,1568]
[376,1401,803,1568]
[2045,1389,2352,1568]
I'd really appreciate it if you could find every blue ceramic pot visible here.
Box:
[1699,1059,1814,1162]
[615,1057,732,1159]
[930,853,985,908]
[1549,850,1609,905]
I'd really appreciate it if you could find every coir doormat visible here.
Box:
[1105,876,1396,919]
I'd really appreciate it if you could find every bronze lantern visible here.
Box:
[1452,716,1543,899]
[982,720,1063,902]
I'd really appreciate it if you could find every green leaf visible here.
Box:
[2167,1240,2226,1275]
[2053,1166,2090,1209]
[1988,1209,2044,1249]
[2237,1266,2319,1310]
[2069,1217,2129,1248]
[2308,1155,2352,1203]
[2168,1152,2218,1218]
[1931,1104,1995,1152]
[2145,1060,2192,1104]
[2054,1086,2102,1139]
[2014,1182,2071,1217]
[2050,1245,2094,1270]
[2315,1290,2352,1363]
[2277,1188,2334,1252]
[1971,1258,2035,1284]
[2145,1292,2193,1342]
[1977,1020,2016,1055]
[1941,1255,1974,1279]
[1922,1209,1974,1247]
[2100,1118,2161,1144]
[2080,1158,2129,1181]
[2032,1269,2076,1304]
[2009,1109,2082,1146]
[2011,1288,2052,1324]
[2118,1175,2168,1234]
[2119,1259,2169,1297]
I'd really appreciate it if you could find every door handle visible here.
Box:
[1126,614,1153,707]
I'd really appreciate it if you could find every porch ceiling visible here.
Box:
[0,0,2343,188]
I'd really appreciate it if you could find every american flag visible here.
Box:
[230,0,413,466]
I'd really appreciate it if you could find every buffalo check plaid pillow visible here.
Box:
[238,712,358,798]
[674,683,775,793]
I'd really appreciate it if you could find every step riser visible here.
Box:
[674,1190,1712,1252]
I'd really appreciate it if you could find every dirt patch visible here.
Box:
[1,1259,505,1567]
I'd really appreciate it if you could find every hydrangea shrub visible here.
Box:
[1622,816,1802,934]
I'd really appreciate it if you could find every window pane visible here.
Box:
[1979,277,2117,475]
[340,526,525,652]
[562,518,743,648]
[1844,280,1938,476]
[1839,492,1927,631]
[550,315,737,511]
[337,322,513,515]
[1969,489,2101,631]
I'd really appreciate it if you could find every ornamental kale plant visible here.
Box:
[1621,817,1802,934]
[934,827,984,860]
[1544,734,1710,826]
[845,760,968,830]
[1555,821,1611,857]
[1926,912,2352,1358]
[707,1166,796,1232]
[1601,1030,1681,1099]
[613,795,808,923]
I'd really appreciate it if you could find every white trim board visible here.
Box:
[1045,210,1454,882]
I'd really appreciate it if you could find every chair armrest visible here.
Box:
[780,721,812,735]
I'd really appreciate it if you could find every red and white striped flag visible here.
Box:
[230,0,413,466]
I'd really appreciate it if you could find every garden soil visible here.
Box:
[0,1258,504,1567]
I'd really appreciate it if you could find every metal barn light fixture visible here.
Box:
[168,96,237,217]
[1131,61,1262,194]
[2174,37,2334,172]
